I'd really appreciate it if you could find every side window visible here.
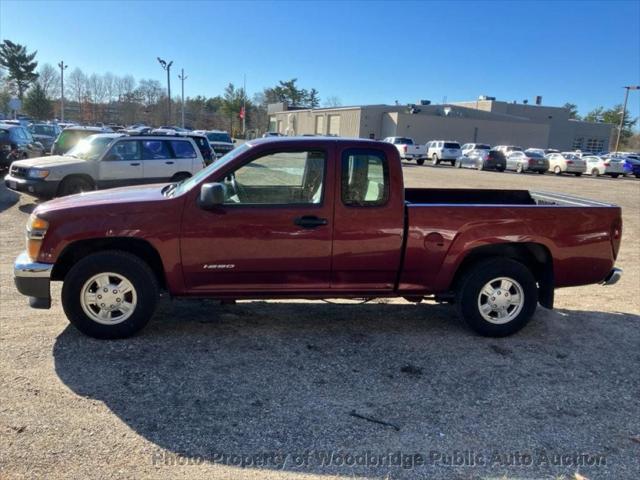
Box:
[224,150,326,205]
[142,140,171,160]
[108,140,141,160]
[341,149,389,207]
[169,140,197,158]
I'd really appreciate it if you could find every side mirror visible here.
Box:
[104,153,122,162]
[198,182,226,209]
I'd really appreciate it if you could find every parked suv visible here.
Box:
[0,124,45,170]
[28,123,62,153]
[51,126,110,155]
[180,133,214,165]
[194,130,235,158]
[4,134,205,197]
[426,140,461,165]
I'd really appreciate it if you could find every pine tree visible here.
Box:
[0,40,39,100]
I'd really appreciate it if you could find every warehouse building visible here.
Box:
[268,97,614,151]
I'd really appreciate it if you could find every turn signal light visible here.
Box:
[27,239,42,260]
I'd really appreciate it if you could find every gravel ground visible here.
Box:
[1,165,639,480]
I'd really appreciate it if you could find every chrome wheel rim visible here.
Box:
[80,272,137,325]
[477,277,524,324]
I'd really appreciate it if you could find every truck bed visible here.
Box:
[404,188,616,207]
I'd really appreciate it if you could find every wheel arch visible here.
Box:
[451,242,554,308]
[51,237,167,290]
[57,174,96,193]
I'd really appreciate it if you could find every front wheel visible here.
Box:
[591,168,600,177]
[611,173,619,178]
[58,177,94,196]
[61,251,159,339]
[554,166,562,175]
[455,258,538,337]
[574,172,582,177]
[432,154,439,165]
[538,170,545,174]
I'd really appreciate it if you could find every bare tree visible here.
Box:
[66,67,85,105]
[323,96,342,107]
[36,63,59,99]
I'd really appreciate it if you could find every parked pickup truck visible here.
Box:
[14,137,623,339]
[382,137,427,165]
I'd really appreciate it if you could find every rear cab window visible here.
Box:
[444,142,460,149]
[341,149,389,207]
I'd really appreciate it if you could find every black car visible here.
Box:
[28,123,62,153]
[51,126,109,155]
[181,133,213,164]
[0,124,46,170]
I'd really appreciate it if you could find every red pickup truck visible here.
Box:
[14,137,623,339]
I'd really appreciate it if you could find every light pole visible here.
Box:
[614,85,640,152]
[157,57,173,125]
[57,61,68,122]
[178,69,187,129]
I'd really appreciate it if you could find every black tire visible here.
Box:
[554,166,562,175]
[591,168,599,177]
[416,158,425,166]
[538,170,545,174]
[497,167,505,172]
[574,172,582,177]
[636,174,640,179]
[611,173,619,178]
[61,251,159,339]
[58,176,94,196]
[450,160,456,166]
[171,172,191,182]
[455,258,538,337]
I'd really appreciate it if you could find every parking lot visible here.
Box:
[1,164,638,479]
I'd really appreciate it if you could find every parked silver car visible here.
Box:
[546,152,586,176]
[506,150,549,174]
[456,149,505,171]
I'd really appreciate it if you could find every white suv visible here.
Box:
[426,140,461,165]
[4,133,205,197]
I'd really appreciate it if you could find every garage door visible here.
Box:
[328,115,341,136]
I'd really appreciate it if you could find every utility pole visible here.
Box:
[614,86,640,152]
[157,57,173,125]
[242,74,247,136]
[178,69,187,129]
[57,61,68,122]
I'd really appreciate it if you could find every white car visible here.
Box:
[460,143,490,156]
[545,152,586,176]
[382,137,427,164]
[426,140,461,165]
[194,130,235,158]
[4,133,205,197]
[584,155,629,178]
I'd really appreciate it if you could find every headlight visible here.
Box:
[26,213,49,260]
[27,168,50,179]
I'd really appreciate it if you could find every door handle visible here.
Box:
[165,161,174,165]
[130,162,141,166]
[294,216,328,229]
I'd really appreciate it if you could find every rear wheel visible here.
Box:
[516,163,524,174]
[574,172,582,177]
[61,251,159,339]
[554,166,562,175]
[538,170,545,174]
[432,154,439,165]
[456,258,538,337]
[497,167,506,172]
[416,158,425,166]
[611,173,619,178]
[58,176,94,196]
[591,168,600,177]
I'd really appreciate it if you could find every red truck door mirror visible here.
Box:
[198,183,226,209]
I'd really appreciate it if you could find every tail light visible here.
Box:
[567,160,574,164]
[603,162,610,166]
[403,145,407,153]
[527,157,533,164]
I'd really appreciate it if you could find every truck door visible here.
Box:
[331,146,405,291]
[180,144,335,292]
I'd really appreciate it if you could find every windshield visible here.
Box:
[172,143,251,196]
[65,136,115,160]
[526,152,544,158]
[206,132,232,143]
[394,138,413,144]
[30,125,58,136]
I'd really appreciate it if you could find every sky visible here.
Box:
[1,0,639,120]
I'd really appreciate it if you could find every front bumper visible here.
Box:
[601,268,622,286]
[4,174,59,198]
[14,252,53,309]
